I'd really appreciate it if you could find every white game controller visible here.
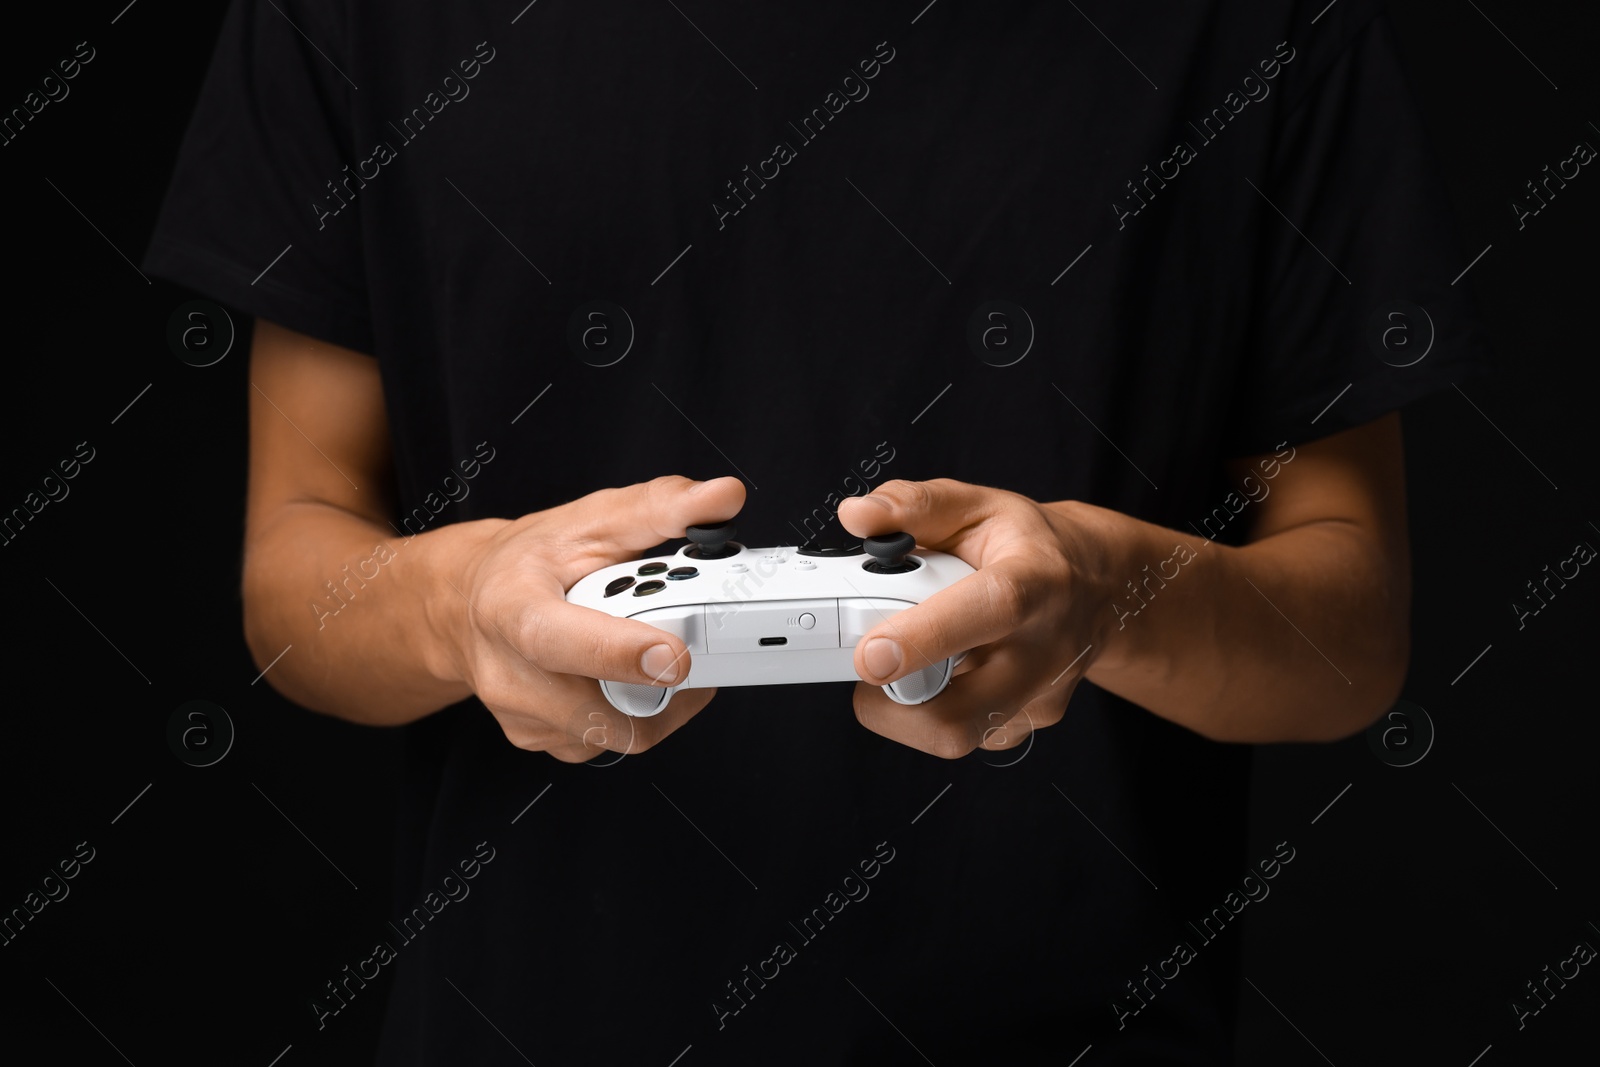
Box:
[566,522,975,717]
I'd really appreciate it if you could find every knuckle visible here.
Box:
[878,479,929,511]
[646,474,692,501]
[1033,701,1068,730]
[905,624,951,670]
[927,726,979,761]
[981,569,1032,629]
[595,633,644,680]
[511,605,552,659]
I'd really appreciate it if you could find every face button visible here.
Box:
[633,579,666,596]
[667,566,699,580]
[798,612,817,630]
[604,576,636,597]
[638,562,669,576]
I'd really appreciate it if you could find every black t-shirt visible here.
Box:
[145,2,1488,1063]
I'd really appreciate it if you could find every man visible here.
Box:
[145,1,1487,1062]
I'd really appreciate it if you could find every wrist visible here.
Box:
[414,517,512,690]
[1042,499,1155,676]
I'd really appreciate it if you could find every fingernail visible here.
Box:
[863,638,902,680]
[642,643,680,684]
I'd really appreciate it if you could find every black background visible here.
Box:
[1,2,1595,1064]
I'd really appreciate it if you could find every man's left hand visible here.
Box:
[837,479,1116,759]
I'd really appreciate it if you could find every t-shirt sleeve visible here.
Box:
[141,0,373,354]
[1224,11,1491,456]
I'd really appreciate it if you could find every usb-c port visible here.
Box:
[759,637,788,646]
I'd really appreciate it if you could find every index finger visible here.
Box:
[837,478,1004,550]
[561,474,747,557]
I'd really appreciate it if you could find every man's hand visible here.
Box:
[835,417,1411,756]
[446,475,746,762]
[244,313,752,761]
[837,480,1117,759]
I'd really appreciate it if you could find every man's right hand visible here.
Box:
[443,475,745,762]
[242,318,743,761]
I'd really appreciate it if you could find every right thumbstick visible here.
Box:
[863,532,920,574]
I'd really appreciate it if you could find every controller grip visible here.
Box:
[880,651,966,705]
[601,680,680,717]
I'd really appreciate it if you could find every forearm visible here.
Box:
[242,502,502,724]
[1059,502,1409,743]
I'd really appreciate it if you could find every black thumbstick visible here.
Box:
[685,521,739,560]
[863,532,920,574]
